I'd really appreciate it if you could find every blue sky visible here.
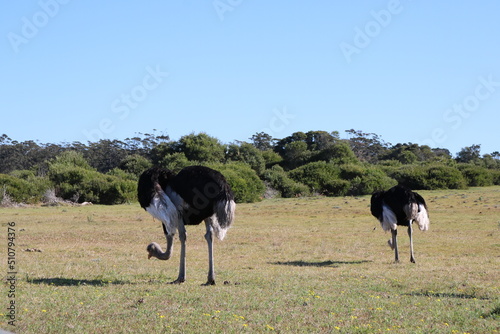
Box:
[2,1,499,156]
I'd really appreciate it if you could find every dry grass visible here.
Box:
[1,186,499,333]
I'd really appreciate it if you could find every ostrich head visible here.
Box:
[147,242,171,260]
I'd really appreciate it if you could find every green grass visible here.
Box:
[1,187,499,333]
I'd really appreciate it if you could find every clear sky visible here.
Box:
[2,1,499,156]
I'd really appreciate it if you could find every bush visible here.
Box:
[425,165,467,189]
[0,173,49,204]
[107,168,137,181]
[313,142,359,165]
[322,179,351,196]
[226,143,266,176]
[288,162,396,196]
[205,162,265,203]
[9,170,52,201]
[261,150,282,168]
[491,170,500,185]
[263,165,310,198]
[48,153,136,204]
[158,153,192,174]
[458,164,494,187]
[339,164,397,195]
[385,165,428,189]
[289,161,341,194]
[387,164,467,190]
[119,154,152,177]
[48,165,136,204]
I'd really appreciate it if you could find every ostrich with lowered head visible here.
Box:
[138,166,235,285]
[370,185,429,263]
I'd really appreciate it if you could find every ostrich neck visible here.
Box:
[153,247,171,260]
[150,234,174,260]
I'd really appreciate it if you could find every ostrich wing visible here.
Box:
[146,184,182,236]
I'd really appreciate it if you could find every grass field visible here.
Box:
[1,186,499,333]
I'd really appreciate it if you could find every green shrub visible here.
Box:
[287,161,394,196]
[107,168,137,181]
[226,143,266,175]
[48,158,136,204]
[119,154,152,177]
[425,165,467,189]
[458,164,494,187]
[313,142,359,165]
[387,164,467,190]
[289,161,341,194]
[205,162,265,203]
[339,164,397,195]
[322,179,351,196]
[385,165,428,189]
[9,170,52,201]
[0,173,49,204]
[263,165,310,198]
[491,170,500,185]
[261,150,283,168]
[158,153,192,173]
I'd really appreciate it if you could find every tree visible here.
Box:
[456,145,481,163]
[312,142,359,165]
[304,130,339,151]
[282,141,311,170]
[345,129,389,163]
[250,132,274,151]
[158,153,191,173]
[85,139,128,173]
[174,133,225,163]
[123,131,170,156]
[226,142,266,175]
[274,132,308,156]
[119,154,152,177]
[380,143,438,164]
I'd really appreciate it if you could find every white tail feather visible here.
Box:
[415,204,430,231]
[209,199,236,240]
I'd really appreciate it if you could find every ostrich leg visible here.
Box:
[408,221,416,263]
[203,220,216,286]
[172,223,187,284]
[391,229,399,263]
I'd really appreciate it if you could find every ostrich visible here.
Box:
[138,166,235,285]
[370,185,429,263]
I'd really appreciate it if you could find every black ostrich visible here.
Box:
[138,166,235,285]
[370,185,429,263]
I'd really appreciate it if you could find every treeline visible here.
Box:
[0,130,499,205]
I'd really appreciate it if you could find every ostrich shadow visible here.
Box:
[404,291,491,300]
[272,260,371,268]
[27,277,130,286]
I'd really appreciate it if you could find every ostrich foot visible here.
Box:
[169,278,185,284]
[410,257,416,263]
[202,280,216,286]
